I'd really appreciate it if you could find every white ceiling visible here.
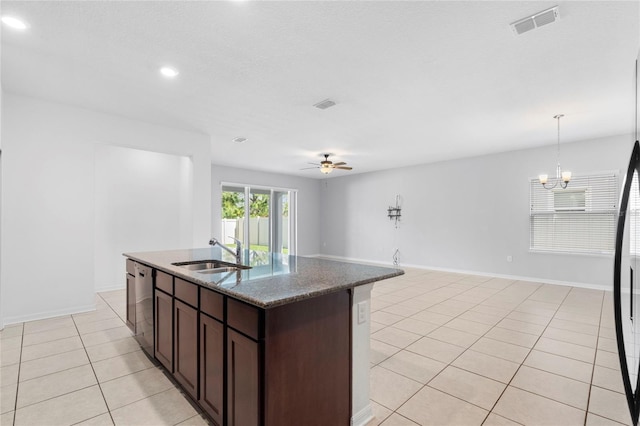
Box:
[1,1,638,178]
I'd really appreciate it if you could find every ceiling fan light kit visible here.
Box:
[302,154,352,174]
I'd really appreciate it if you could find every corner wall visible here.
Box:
[211,165,321,256]
[320,134,634,289]
[1,93,211,325]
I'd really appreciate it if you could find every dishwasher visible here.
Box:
[134,262,154,357]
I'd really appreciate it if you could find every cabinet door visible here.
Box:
[155,290,173,371]
[126,273,135,332]
[227,329,260,426]
[200,314,224,426]
[174,299,198,399]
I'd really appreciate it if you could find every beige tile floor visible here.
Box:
[0,268,632,425]
[0,290,208,426]
[368,268,630,426]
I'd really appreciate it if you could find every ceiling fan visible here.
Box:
[302,154,352,174]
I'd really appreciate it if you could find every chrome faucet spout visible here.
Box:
[209,237,242,264]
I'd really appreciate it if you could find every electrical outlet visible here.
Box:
[357,301,367,324]
[507,255,513,262]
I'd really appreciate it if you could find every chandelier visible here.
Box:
[539,114,571,189]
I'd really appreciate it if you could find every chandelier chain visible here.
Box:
[539,114,570,190]
[554,114,564,170]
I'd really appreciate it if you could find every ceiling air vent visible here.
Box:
[313,99,336,110]
[511,6,559,35]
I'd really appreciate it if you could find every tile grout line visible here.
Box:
[368,275,495,423]
[375,279,607,424]
[11,324,24,426]
[581,290,604,425]
[382,279,540,425]
[371,273,615,425]
[88,292,191,423]
[71,293,117,426]
[477,284,573,425]
[370,278,491,424]
[581,291,625,426]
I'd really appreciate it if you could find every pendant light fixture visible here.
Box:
[539,114,572,189]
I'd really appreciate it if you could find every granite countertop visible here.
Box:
[123,248,404,309]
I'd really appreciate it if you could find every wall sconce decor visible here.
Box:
[387,195,402,228]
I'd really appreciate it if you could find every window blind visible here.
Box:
[530,172,618,254]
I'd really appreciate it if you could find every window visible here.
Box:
[530,173,618,254]
[221,184,297,258]
[553,189,586,211]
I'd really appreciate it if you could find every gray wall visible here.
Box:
[319,134,634,289]
[211,165,321,256]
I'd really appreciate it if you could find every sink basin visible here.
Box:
[176,261,222,271]
[197,267,240,275]
[172,259,251,274]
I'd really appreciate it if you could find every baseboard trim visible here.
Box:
[95,284,125,293]
[351,403,374,426]
[314,254,611,292]
[3,303,96,327]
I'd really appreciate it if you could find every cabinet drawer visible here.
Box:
[156,271,173,295]
[126,259,135,275]
[175,278,198,307]
[228,298,262,340]
[201,288,224,321]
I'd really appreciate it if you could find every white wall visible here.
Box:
[0,27,4,328]
[1,93,211,325]
[211,165,321,256]
[94,145,194,291]
[320,134,635,289]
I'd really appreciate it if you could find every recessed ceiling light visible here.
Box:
[232,137,247,143]
[1,16,28,30]
[159,67,179,78]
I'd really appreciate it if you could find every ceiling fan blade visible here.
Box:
[308,162,320,166]
[335,166,352,170]
[300,166,320,170]
[333,162,346,166]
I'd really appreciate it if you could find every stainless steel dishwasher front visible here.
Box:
[134,262,154,357]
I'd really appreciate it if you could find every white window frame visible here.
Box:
[529,172,618,255]
[220,182,297,256]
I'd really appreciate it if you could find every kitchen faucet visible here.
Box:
[209,237,242,264]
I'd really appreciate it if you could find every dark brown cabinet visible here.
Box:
[200,313,224,425]
[227,328,260,426]
[264,291,350,425]
[154,289,173,371]
[126,260,352,426]
[174,299,198,399]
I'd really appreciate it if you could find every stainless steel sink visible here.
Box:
[172,259,251,274]
[177,261,222,271]
[197,267,240,275]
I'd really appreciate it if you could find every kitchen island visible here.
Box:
[124,248,403,426]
